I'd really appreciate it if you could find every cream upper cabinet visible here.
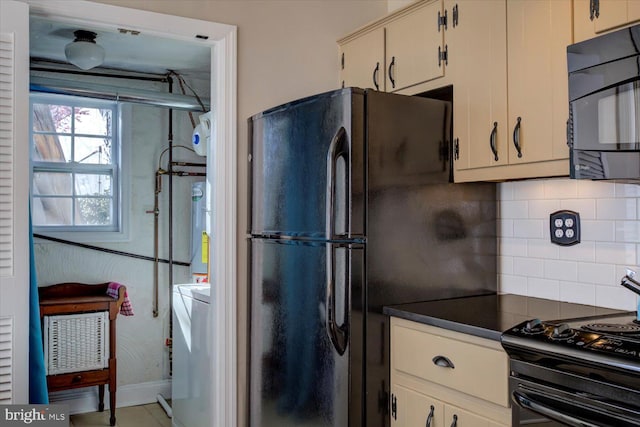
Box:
[574,0,640,42]
[338,0,445,93]
[390,317,510,427]
[385,1,444,92]
[339,27,384,90]
[506,0,571,165]
[445,0,508,172]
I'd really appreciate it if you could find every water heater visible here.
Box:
[191,182,208,283]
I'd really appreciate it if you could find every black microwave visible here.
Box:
[567,24,640,180]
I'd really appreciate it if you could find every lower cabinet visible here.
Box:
[390,317,510,427]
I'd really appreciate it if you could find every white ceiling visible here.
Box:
[29,15,212,80]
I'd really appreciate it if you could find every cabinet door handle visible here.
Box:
[426,405,435,427]
[388,56,396,89]
[512,116,523,158]
[490,121,498,161]
[432,355,455,369]
[452,4,459,27]
[450,414,458,427]
[373,62,380,91]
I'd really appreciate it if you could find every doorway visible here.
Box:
[26,1,237,426]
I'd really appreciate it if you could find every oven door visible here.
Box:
[510,376,640,427]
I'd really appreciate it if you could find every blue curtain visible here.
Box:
[28,210,48,404]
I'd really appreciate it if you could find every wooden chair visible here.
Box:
[39,282,126,426]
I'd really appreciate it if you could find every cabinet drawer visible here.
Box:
[392,323,509,406]
[47,369,110,391]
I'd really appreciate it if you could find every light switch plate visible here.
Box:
[550,210,580,246]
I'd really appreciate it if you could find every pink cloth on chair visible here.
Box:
[106,282,134,316]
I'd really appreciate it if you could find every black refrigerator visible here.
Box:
[248,88,496,427]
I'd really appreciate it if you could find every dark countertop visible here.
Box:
[383,294,627,341]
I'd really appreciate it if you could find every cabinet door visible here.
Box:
[339,27,384,90]
[506,0,571,164]
[628,0,640,23]
[574,0,640,43]
[444,405,494,427]
[446,0,508,171]
[392,384,444,427]
[386,0,443,92]
[594,0,640,33]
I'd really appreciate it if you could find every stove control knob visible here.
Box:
[524,318,545,333]
[551,323,574,339]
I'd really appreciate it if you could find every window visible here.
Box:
[30,93,127,238]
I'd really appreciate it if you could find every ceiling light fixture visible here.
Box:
[65,30,105,70]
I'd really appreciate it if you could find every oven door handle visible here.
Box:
[512,391,600,427]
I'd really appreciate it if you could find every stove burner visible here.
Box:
[582,323,640,334]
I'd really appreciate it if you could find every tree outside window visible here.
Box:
[30,94,120,232]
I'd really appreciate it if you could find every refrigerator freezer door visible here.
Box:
[249,88,365,240]
[249,238,364,427]
[366,90,453,189]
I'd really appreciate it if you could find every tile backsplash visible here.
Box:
[498,178,640,311]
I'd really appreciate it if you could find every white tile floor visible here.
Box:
[70,403,171,427]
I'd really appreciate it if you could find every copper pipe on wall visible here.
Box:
[150,168,205,318]
[168,77,174,349]
[171,161,206,168]
[152,170,163,317]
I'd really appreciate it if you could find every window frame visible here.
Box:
[29,92,131,242]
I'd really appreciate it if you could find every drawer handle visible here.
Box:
[432,355,455,369]
[426,404,435,426]
[72,375,82,383]
[450,414,458,427]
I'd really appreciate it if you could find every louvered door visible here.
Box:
[0,0,30,404]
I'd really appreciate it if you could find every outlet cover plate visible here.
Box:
[550,210,580,246]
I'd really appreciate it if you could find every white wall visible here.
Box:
[498,178,640,311]
[62,0,389,421]
[35,94,204,386]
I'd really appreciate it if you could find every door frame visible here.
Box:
[25,1,237,426]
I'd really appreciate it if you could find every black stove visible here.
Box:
[501,313,640,426]
[503,313,640,374]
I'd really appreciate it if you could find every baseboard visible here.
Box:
[48,379,172,415]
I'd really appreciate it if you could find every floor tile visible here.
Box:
[70,403,171,427]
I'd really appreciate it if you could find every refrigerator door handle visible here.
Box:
[325,126,350,239]
[326,242,349,356]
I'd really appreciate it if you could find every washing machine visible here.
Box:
[172,283,212,427]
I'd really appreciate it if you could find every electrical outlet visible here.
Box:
[550,210,580,246]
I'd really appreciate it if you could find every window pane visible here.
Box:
[32,103,72,133]
[33,172,72,196]
[74,107,112,136]
[76,197,112,225]
[32,197,73,226]
[32,134,71,162]
[75,137,112,164]
[75,173,112,196]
